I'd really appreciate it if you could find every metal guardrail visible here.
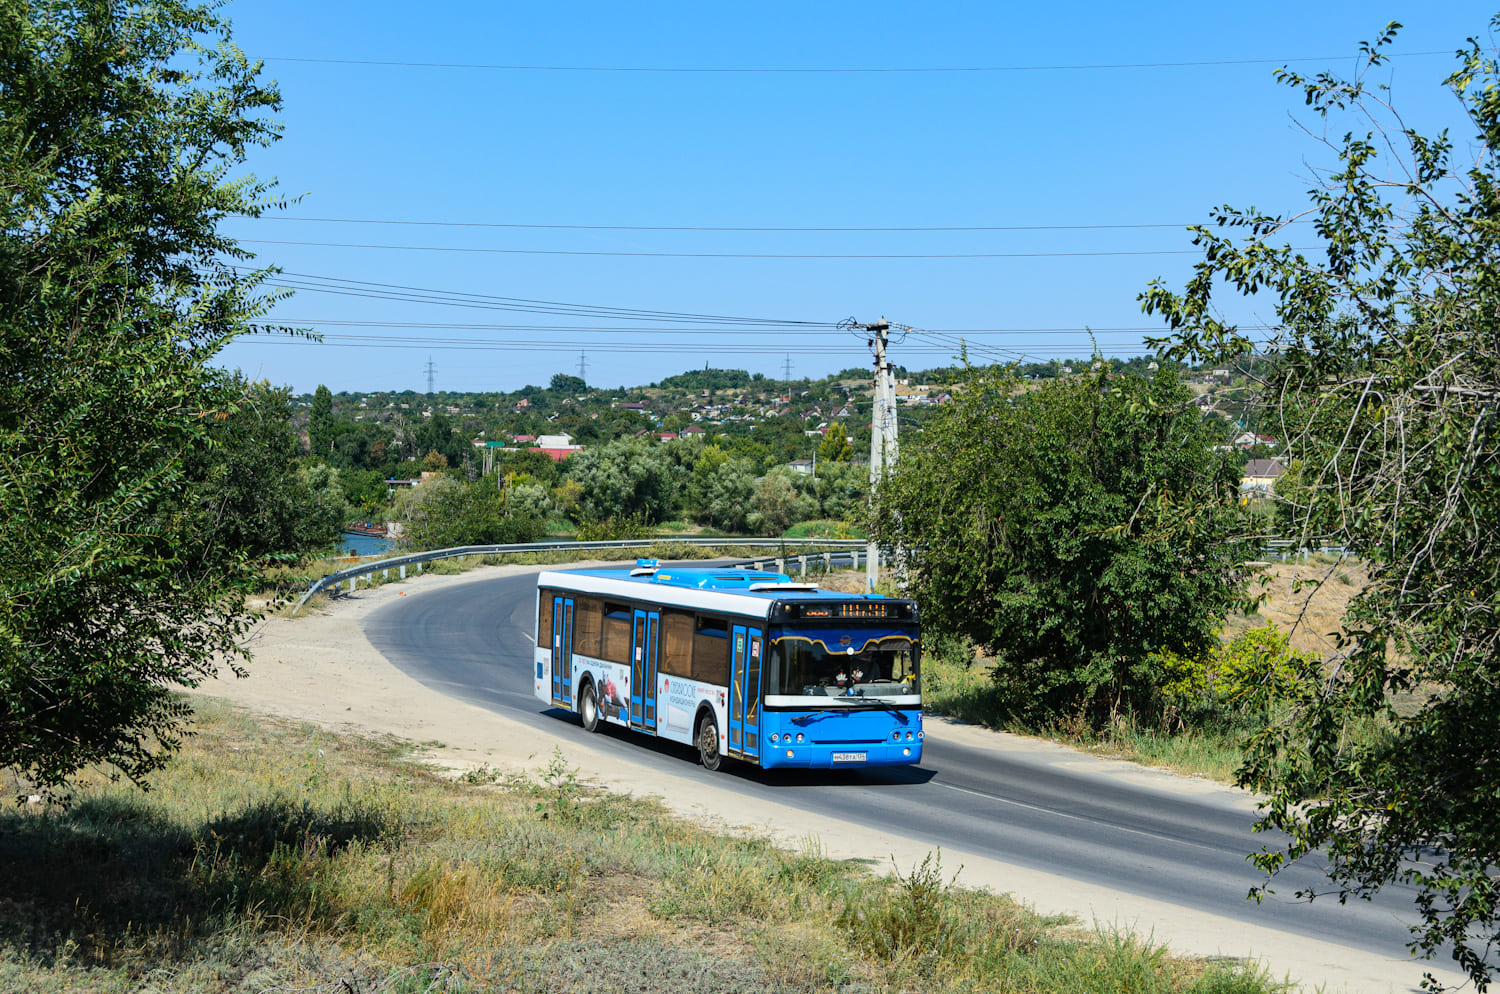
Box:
[292,537,870,614]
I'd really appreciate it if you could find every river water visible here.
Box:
[339,531,393,557]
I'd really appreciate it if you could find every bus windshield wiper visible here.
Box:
[838,697,912,722]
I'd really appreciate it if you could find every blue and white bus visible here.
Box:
[533,561,923,771]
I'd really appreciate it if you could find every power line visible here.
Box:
[258,270,830,326]
[245,238,1252,260]
[236,333,1161,358]
[266,317,1276,336]
[250,215,1308,234]
[261,51,1448,74]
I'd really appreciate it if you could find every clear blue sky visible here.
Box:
[213,1,1497,395]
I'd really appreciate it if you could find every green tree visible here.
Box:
[177,376,345,561]
[339,468,391,516]
[563,438,679,525]
[412,410,464,469]
[688,446,754,531]
[872,363,1247,725]
[817,422,853,462]
[308,384,333,456]
[1140,21,1500,989]
[549,372,586,395]
[498,447,561,486]
[751,471,801,535]
[0,0,285,794]
[395,475,543,550]
[813,460,867,521]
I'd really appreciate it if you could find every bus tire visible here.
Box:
[579,680,601,733]
[697,712,722,772]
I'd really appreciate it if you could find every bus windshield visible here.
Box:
[765,633,919,701]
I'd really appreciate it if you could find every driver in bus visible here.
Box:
[836,654,879,694]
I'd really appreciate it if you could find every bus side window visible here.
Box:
[574,597,602,658]
[537,590,554,647]
[660,611,693,676]
[601,602,632,663]
[746,637,761,725]
[692,616,729,685]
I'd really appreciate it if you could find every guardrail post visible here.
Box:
[382,569,389,580]
[775,557,784,573]
[823,552,831,572]
[799,556,807,577]
[400,565,406,579]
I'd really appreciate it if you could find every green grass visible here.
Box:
[0,700,1290,994]
[782,519,866,540]
[920,650,1252,782]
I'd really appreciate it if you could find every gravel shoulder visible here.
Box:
[201,563,1458,994]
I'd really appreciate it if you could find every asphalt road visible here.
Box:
[364,567,1433,964]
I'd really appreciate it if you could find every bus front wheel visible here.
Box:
[580,681,601,733]
[697,714,722,772]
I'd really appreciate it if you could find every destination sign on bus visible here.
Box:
[790,601,912,621]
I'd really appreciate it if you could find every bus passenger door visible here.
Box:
[630,609,659,732]
[628,609,652,731]
[729,625,748,757]
[742,629,761,760]
[643,611,659,731]
[551,596,573,706]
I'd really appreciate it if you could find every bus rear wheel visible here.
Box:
[580,681,601,733]
[697,714,722,772]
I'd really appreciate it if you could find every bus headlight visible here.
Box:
[892,731,900,741]
[905,731,913,741]
[769,733,778,743]
[917,731,924,740]
[902,747,911,756]
[796,733,804,743]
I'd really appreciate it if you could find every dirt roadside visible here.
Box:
[201,563,1459,994]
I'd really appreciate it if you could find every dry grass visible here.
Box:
[0,700,1284,994]
[1229,557,1367,660]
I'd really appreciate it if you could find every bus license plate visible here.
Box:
[831,751,867,763]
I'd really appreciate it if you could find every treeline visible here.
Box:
[392,431,866,549]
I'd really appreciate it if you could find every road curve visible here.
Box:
[363,567,1433,966]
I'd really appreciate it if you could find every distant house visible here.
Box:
[535,432,583,462]
[789,459,815,475]
[680,425,707,437]
[1242,458,1287,497]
